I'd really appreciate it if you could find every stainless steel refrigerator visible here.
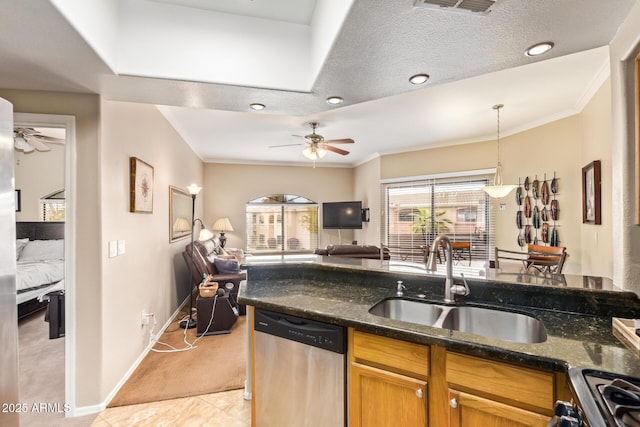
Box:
[0,97,19,426]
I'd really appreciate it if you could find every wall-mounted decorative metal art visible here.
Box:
[515,173,560,247]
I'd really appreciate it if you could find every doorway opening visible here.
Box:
[14,113,77,422]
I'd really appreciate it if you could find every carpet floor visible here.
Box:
[109,304,247,408]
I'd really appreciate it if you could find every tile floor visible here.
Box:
[90,389,250,427]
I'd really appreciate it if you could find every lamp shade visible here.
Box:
[186,184,201,195]
[212,217,234,232]
[172,217,191,232]
[198,228,214,241]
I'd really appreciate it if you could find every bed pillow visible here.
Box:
[213,257,241,274]
[19,239,64,261]
[16,238,29,260]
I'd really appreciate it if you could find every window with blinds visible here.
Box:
[246,194,319,253]
[381,172,495,264]
[40,189,65,222]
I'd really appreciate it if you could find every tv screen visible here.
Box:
[322,201,362,229]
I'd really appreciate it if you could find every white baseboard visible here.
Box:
[72,298,189,416]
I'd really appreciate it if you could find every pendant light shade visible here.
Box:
[482,104,517,198]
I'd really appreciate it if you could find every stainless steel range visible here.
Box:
[550,368,640,427]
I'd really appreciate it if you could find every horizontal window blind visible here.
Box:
[381,173,495,264]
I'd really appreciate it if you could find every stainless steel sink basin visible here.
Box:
[368,298,444,327]
[439,306,547,343]
[368,298,547,344]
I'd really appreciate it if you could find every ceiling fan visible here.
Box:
[270,122,354,161]
[14,127,65,153]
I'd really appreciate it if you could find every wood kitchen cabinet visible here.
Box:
[348,329,570,427]
[442,352,559,426]
[349,329,429,427]
[448,389,550,427]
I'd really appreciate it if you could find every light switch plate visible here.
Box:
[118,240,125,255]
[108,241,118,258]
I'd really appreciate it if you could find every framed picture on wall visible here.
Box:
[169,186,192,242]
[130,157,154,213]
[15,189,20,212]
[582,160,601,224]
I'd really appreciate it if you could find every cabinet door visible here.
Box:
[448,390,550,427]
[350,362,427,427]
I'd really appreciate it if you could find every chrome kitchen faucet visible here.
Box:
[427,235,470,303]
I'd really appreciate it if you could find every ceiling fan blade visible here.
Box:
[324,145,349,156]
[269,143,304,148]
[324,138,354,144]
[34,135,65,144]
[25,137,51,152]
[16,128,39,136]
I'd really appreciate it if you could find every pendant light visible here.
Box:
[482,104,517,198]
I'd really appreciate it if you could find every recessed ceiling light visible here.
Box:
[525,42,554,57]
[326,96,343,105]
[409,74,430,85]
[250,103,265,111]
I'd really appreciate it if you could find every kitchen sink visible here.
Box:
[439,305,547,343]
[368,298,547,344]
[368,298,444,327]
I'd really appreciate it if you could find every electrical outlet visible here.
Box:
[141,311,153,326]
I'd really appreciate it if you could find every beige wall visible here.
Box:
[14,143,65,221]
[354,157,381,246]
[99,99,203,400]
[609,1,640,293]
[579,79,613,277]
[202,163,355,248]
[0,89,102,406]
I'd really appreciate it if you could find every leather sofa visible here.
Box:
[314,244,390,260]
[182,240,246,315]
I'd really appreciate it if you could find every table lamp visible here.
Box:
[212,217,234,248]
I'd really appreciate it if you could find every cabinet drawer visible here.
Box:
[446,352,554,412]
[351,329,429,378]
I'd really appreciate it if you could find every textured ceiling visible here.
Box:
[0,0,637,166]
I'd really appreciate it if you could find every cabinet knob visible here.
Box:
[449,398,458,408]
[416,389,423,398]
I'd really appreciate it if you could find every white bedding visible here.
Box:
[16,260,64,293]
[15,238,65,306]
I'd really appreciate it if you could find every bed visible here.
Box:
[16,222,65,320]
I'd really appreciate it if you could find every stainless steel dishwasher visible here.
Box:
[254,308,346,427]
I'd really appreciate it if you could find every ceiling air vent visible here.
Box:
[414,0,502,15]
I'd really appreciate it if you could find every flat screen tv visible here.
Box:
[322,201,362,229]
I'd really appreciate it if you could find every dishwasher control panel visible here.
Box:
[255,308,345,354]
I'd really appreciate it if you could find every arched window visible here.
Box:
[40,189,65,222]
[246,194,318,253]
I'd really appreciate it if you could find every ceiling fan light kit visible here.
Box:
[482,104,517,198]
[302,146,327,160]
[270,121,355,165]
[14,135,35,153]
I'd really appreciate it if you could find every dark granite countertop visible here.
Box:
[238,256,640,377]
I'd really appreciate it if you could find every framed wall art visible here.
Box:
[130,157,154,213]
[15,189,21,212]
[169,186,192,242]
[582,160,601,224]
